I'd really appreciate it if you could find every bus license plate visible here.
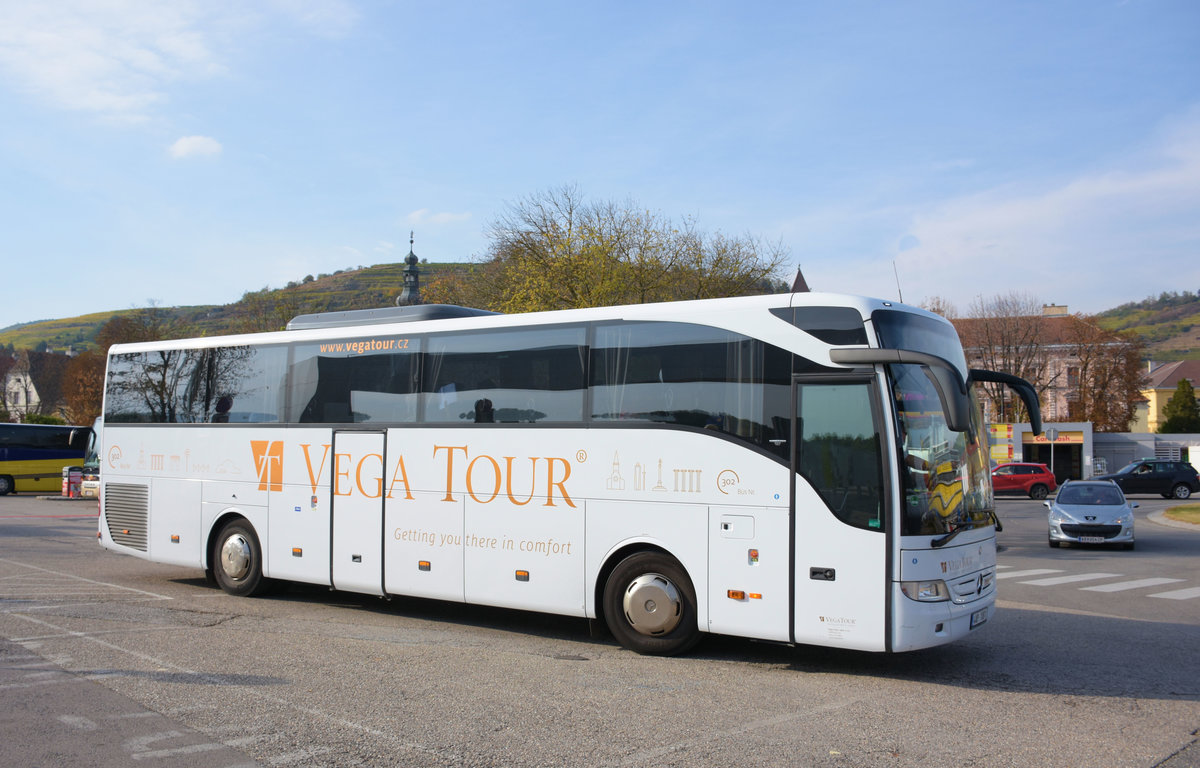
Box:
[1079,536,1105,544]
[970,608,988,629]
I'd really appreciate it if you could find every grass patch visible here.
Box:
[1164,504,1200,525]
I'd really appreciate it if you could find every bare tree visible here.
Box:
[920,296,958,319]
[236,287,304,333]
[956,293,1055,423]
[954,296,1146,430]
[96,303,188,350]
[1061,315,1145,432]
[62,351,106,424]
[427,185,789,312]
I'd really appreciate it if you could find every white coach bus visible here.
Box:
[98,292,1040,655]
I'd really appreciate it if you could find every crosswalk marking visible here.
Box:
[1080,578,1185,593]
[997,569,1198,600]
[1019,572,1122,586]
[1149,586,1200,600]
[995,569,1063,580]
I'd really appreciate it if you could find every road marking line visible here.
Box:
[0,558,173,600]
[58,715,98,731]
[1080,578,1185,593]
[1019,572,1122,586]
[261,746,334,764]
[1149,586,1200,600]
[9,612,464,763]
[995,569,1063,579]
[0,676,79,691]
[130,742,230,761]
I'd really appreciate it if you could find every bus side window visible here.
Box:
[592,321,794,457]
[292,342,419,424]
[796,380,885,531]
[424,327,585,424]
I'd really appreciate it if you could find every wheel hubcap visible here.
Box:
[220,534,252,581]
[622,573,682,636]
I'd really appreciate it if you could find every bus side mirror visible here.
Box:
[968,370,1043,436]
[830,347,971,433]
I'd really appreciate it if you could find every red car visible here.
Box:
[992,462,1057,499]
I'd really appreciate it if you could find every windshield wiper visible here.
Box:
[932,509,1003,547]
[931,525,967,548]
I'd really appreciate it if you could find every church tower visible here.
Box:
[396,232,423,306]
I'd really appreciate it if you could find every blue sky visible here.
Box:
[1,1,1197,330]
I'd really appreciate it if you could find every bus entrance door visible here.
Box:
[790,377,888,651]
[330,430,386,596]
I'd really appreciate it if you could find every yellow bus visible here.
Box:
[0,423,94,495]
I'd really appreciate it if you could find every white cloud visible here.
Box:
[0,1,221,122]
[267,0,360,38]
[169,134,222,158]
[894,110,1200,312]
[0,0,358,122]
[406,208,473,226]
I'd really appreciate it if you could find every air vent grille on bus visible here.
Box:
[104,483,149,552]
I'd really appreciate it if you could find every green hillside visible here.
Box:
[0,261,470,352]
[0,309,131,351]
[1095,291,1200,361]
[5,275,1199,360]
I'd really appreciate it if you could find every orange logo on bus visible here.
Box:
[251,440,284,491]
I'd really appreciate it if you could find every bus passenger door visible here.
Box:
[331,430,386,596]
[791,376,888,651]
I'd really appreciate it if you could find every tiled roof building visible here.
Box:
[1134,360,1200,432]
[3,350,69,420]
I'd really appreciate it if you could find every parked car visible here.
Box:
[79,460,100,499]
[992,462,1057,499]
[1093,459,1200,499]
[1046,480,1136,549]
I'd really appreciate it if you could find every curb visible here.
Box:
[1148,510,1200,531]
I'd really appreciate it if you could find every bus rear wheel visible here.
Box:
[213,520,267,597]
[0,475,12,495]
[603,552,701,656]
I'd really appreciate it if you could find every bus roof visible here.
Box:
[107,292,946,355]
[286,304,498,331]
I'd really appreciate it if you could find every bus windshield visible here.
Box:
[873,311,993,537]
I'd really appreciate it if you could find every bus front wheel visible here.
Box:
[0,475,12,495]
[213,520,267,597]
[603,552,701,656]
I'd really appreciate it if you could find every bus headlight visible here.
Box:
[900,580,950,602]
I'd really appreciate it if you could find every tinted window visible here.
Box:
[423,327,586,423]
[872,309,968,378]
[1058,485,1123,505]
[796,380,884,531]
[291,336,419,424]
[591,322,791,454]
[105,345,288,423]
[771,306,868,345]
[0,425,79,450]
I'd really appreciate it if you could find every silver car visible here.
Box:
[1046,480,1137,550]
